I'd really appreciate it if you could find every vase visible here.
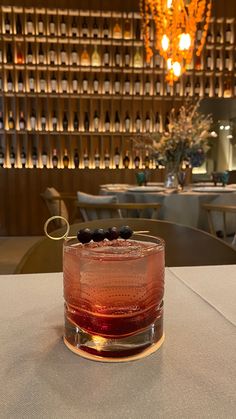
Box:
[164,164,179,189]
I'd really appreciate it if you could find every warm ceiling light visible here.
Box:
[161,35,169,51]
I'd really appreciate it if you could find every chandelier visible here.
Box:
[140,0,212,83]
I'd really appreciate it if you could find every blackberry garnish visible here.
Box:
[92,228,106,242]
[119,225,133,240]
[106,226,120,241]
[77,228,93,244]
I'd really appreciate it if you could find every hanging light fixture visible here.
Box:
[140,0,212,84]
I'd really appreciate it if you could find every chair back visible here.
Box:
[15,218,236,274]
[41,187,69,227]
[77,191,121,221]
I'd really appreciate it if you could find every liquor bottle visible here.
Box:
[0,111,4,129]
[38,43,44,64]
[105,111,110,132]
[113,20,121,39]
[6,44,13,63]
[20,146,26,168]
[38,15,44,35]
[94,150,100,168]
[91,45,101,66]
[71,17,78,37]
[123,151,130,168]
[206,50,212,70]
[175,79,181,96]
[52,110,58,131]
[92,18,99,38]
[204,78,210,96]
[81,46,90,66]
[104,75,110,94]
[114,147,120,168]
[135,19,141,40]
[82,74,88,93]
[29,71,35,92]
[27,43,33,64]
[84,112,90,131]
[62,112,68,131]
[145,76,151,95]
[133,75,140,95]
[41,111,46,130]
[104,150,110,168]
[103,46,109,66]
[63,149,69,168]
[185,77,191,96]
[49,44,56,65]
[93,74,99,93]
[32,147,38,168]
[115,47,121,67]
[124,15,131,39]
[124,47,130,67]
[49,15,56,36]
[39,72,46,92]
[223,76,232,98]
[26,14,33,35]
[0,147,5,168]
[60,44,67,65]
[52,149,58,168]
[124,112,130,132]
[154,112,160,132]
[135,112,141,132]
[215,50,221,71]
[10,147,16,168]
[71,45,78,66]
[83,149,89,168]
[226,23,232,43]
[73,112,79,131]
[81,18,89,38]
[30,110,36,130]
[19,111,26,130]
[154,53,161,68]
[16,42,24,65]
[93,110,99,132]
[145,112,151,132]
[166,82,171,96]
[195,55,202,71]
[134,151,140,169]
[72,73,78,93]
[114,111,120,132]
[16,14,22,35]
[8,111,15,130]
[144,151,150,169]
[214,77,220,96]
[225,51,230,69]
[134,47,142,67]
[73,149,79,168]
[50,72,57,92]
[114,74,120,94]
[41,150,48,168]
[165,112,170,131]
[206,29,213,43]
[216,29,222,44]
[124,75,130,94]
[60,16,66,37]
[5,13,11,34]
[102,18,109,38]
[7,72,13,92]
[61,72,68,93]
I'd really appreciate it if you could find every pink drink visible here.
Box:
[63,237,165,360]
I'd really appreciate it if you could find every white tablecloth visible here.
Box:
[1,266,236,418]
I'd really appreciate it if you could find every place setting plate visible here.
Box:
[127,186,165,192]
[192,186,236,193]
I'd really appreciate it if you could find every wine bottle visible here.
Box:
[145,76,151,95]
[63,149,69,168]
[144,151,150,169]
[84,112,90,131]
[145,112,151,132]
[50,72,57,92]
[225,51,230,69]
[135,112,141,133]
[73,112,79,131]
[92,18,99,38]
[8,111,15,130]
[61,72,68,93]
[19,111,26,130]
[102,19,109,38]
[60,44,67,65]
[114,111,120,132]
[226,23,232,43]
[103,46,109,66]
[206,50,212,70]
[10,146,16,168]
[52,111,57,131]
[73,149,79,168]
[71,17,78,37]
[39,72,46,92]
[26,14,34,35]
[194,78,200,96]
[214,78,220,96]
[62,111,68,131]
[41,150,48,168]
[165,112,170,131]
[215,50,222,71]
[104,75,110,94]
[115,46,121,67]
[27,43,33,64]
[71,45,78,66]
[0,76,2,92]
[38,15,44,35]
[49,44,56,65]
[124,112,130,132]
[154,112,160,132]
[114,147,120,168]
[0,146,5,168]
[124,47,130,67]
[206,29,213,44]
[93,111,99,132]
[114,74,120,94]
[49,15,56,36]
[20,146,26,168]
[0,112,4,130]
[185,77,191,96]
[41,111,46,130]
[72,73,78,93]
[30,110,36,130]
[91,45,101,66]
[52,149,58,168]
[6,44,13,63]
[0,48,2,64]
[113,19,121,39]
[38,43,44,64]
[134,75,141,95]
[124,15,131,39]
[94,150,100,168]
[81,46,90,66]
[134,151,140,169]
[105,111,110,132]
[104,150,110,168]
[124,75,130,94]
[60,16,67,37]
[205,78,210,96]
[16,14,22,35]
[123,151,130,168]
[32,147,38,168]
[155,76,161,95]
[134,47,142,67]
[135,19,141,40]
[5,13,11,34]
[81,18,89,38]
[93,74,99,93]
[16,42,24,65]
[82,74,88,93]
[216,29,222,44]
[7,72,13,92]
[83,149,89,168]
[29,71,35,92]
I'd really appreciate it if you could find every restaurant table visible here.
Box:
[1,266,236,419]
[100,184,236,233]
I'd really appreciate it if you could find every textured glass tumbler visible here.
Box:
[63,234,165,362]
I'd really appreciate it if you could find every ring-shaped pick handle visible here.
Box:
[44,216,70,241]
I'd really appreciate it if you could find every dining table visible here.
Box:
[1,265,236,418]
[100,183,236,234]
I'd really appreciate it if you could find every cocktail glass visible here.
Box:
[63,233,165,362]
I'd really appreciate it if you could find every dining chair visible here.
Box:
[15,218,236,274]
[41,187,78,227]
[202,203,236,245]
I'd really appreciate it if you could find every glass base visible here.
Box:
[63,315,164,362]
